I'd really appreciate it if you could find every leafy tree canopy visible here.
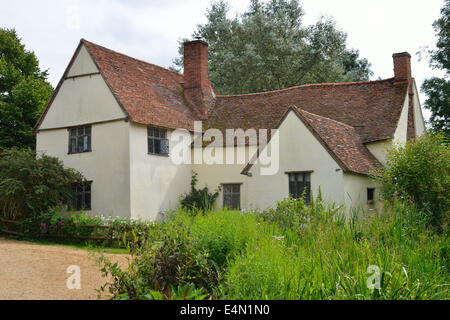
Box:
[421,0,450,135]
[173,0,373,95]
[0,28,53,151]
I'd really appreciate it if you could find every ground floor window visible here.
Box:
[367,188,375,204]
[288,172,311,205]
[71,182,92,211]
[223,184,241,210]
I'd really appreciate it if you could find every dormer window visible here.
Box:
[148,127,169,155]
[68,126,92,154]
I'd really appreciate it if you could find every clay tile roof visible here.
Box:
[206,79,408,143]
[241,106,381,176]
[82,39,198,131]
[292,107,381,175]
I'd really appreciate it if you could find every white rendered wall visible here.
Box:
[36,120,132,217]
[246,110,345,211]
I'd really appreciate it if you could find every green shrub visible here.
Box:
[0,148,84,220]
[98,213,217,299]
[180,172,220,213]
[373,133,450,229]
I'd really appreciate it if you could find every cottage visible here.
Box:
[34,39,426,220]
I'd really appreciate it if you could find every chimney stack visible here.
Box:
[393,52,411,84]
[183,39,214,119]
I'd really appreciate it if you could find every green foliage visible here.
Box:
[0,28,53,150]
[16,205,155,248]
[0,149,84,220]
[372,133,450,229]
[180,172,220,213]
[98,213,217,299]
[98,197,448,300]
[221,199,448,300]
[421,0,449,135]
[190,208,263,269]
[173,0,372,94]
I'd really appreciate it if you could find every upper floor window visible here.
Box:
[69,126,91,154]
[148,127,169,155]
[288,172,311,205]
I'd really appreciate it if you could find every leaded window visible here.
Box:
[223,184,241,210]
[69,126,91,154]
[71,182,92,211]
[148,127,169,155]
[288,172,311,205]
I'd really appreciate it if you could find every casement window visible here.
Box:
[223,184,241,210]
[288,172,311,205]
[71,182,92,211]
[367,188,375,204]
[69,126,92,154]
[148,127,169,155]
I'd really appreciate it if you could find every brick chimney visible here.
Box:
[393,52,411,84]
[183,39,215,119]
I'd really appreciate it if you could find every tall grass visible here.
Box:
[221,199,449,300]
[99,198,449,300]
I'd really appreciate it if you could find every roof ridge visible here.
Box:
[217,78,395,98]
[81,38,183,78]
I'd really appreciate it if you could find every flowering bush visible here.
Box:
[20,205,155,247]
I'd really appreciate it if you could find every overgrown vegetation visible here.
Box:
[97,197,449,300]
[0,149,84,220]
[179,172,220,213]
[373,133,449,230]
[3,203,154,249]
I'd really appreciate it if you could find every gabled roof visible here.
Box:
[82,40,198,130]
[241,106,381,176]
[208,79,409,144]
[35,39,409,176]
[35,39,198,133]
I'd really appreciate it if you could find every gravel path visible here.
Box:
[0,237,129,300]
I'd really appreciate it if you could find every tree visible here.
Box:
[421,0,450,136]
[173,0,372,95]
[0,28,53,151]
[373,133,450,230]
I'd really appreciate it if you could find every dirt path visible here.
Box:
[0,237,129,300]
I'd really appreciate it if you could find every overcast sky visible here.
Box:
[1,0,446,120]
